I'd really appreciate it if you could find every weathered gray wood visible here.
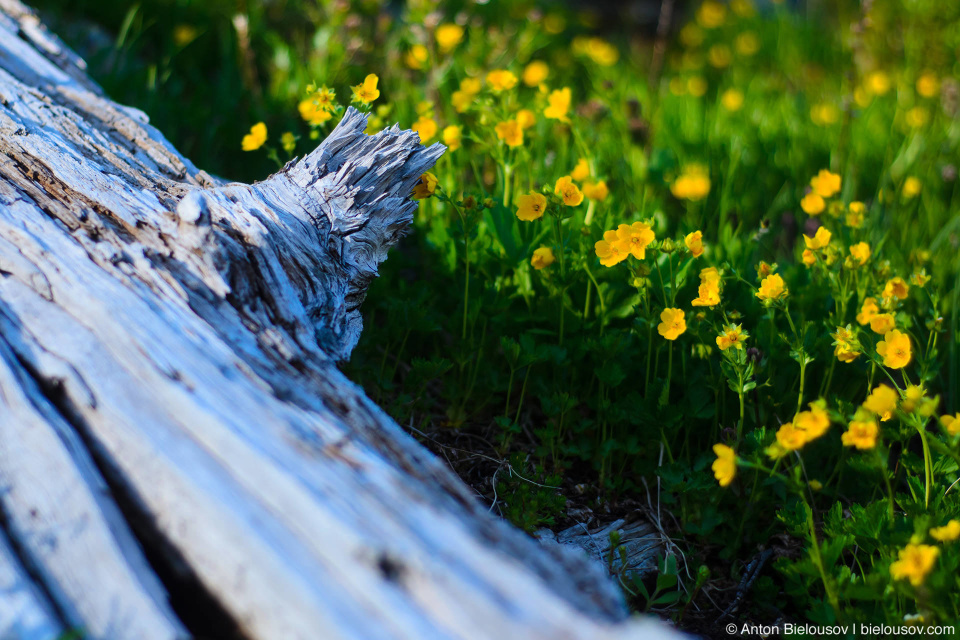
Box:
[0,527,63,640]
[539,519,663,577]
[0,334,187,640]
[0,1,680,639]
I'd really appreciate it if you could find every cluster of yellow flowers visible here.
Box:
[299,85,337,125]
[595,222,655,266]
[241,122,268,151]
[891,518,960,586]
[800,169,842,215]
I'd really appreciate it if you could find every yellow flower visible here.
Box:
[756,274,787,302]
[846,201,865,228]
[849,242,871,266]
[916,72,940,99]
[712,444,737,487]
[940,414,960,436]
[516,109,536,130]
[298,87,336,125]
[697,0,726,28]
[800,192,825,215]
[516,193,547,221]
[735,31,760,56]
[543,87,572,122]
[716,324,747,351]
[571,158,590,181]
[241,122,268,151]
[756,262,775,279]
[810,103,840,126]
[731,0,755,16]
[901,385,927,413]
[531,247,555,270]
[412,116,438,143]
[554,176,584,206]
[657,308,687,340]
[435,24,464,54]
[910,270,931,288]
[831,326,860,363]
[442,125,462,151]
[834,345,859,363]
[352,74,380,104]
[708,44,732,68]
[883,277,910,301]
[495,120,523,147]
[692,283,720,307]
[810,169,842,198]
[930,520,960,543]
[411,172,438,200]
[616,222,655,259]
[866,70,891,96]
[458,78,482,95]
[842,415,878,449]
[173,24,198,47]
[684,230,705,257]
[801,249,816,267]
[452,78,481,113]
[863,385,898,421]
[903,177,921,199]
[405,45,428,70]
[280,131,296,153]
[869,313,896,335]
[594,230,629,267]
[905,107,929,128]
[775,422,806,451]
[765,441,789,460]
[803,226,832,250]
[691,268,721,307]
[685,76,706,97]
[877,330,911,369]
[486,69,518,92]
[794,402,830,443]
[721,88,744,111]
[543,13,566,34]
[700,266,721,286]
[680,24,703,47]
[856,297,880,326]
[572,37,619,66]
[522,60,549,87]
[890,544,939,587]
[582,181,609,201]
[670,165,711,201]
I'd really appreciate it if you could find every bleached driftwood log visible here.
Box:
[0,1,678,639]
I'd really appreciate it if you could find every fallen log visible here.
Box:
[0,1,678,638]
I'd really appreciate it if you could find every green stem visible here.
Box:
[462,250,470,341]
[502,163,513,208]
[514,365,532,426]
[737,369,746,441]
[583,279,592,320]
[797,356,807,414]
[800,492,842,617]
[666,342,673,400]
[916,423,933,509]
[783,304,800,341]
[874,448,896,525]
[583,262,606,314]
